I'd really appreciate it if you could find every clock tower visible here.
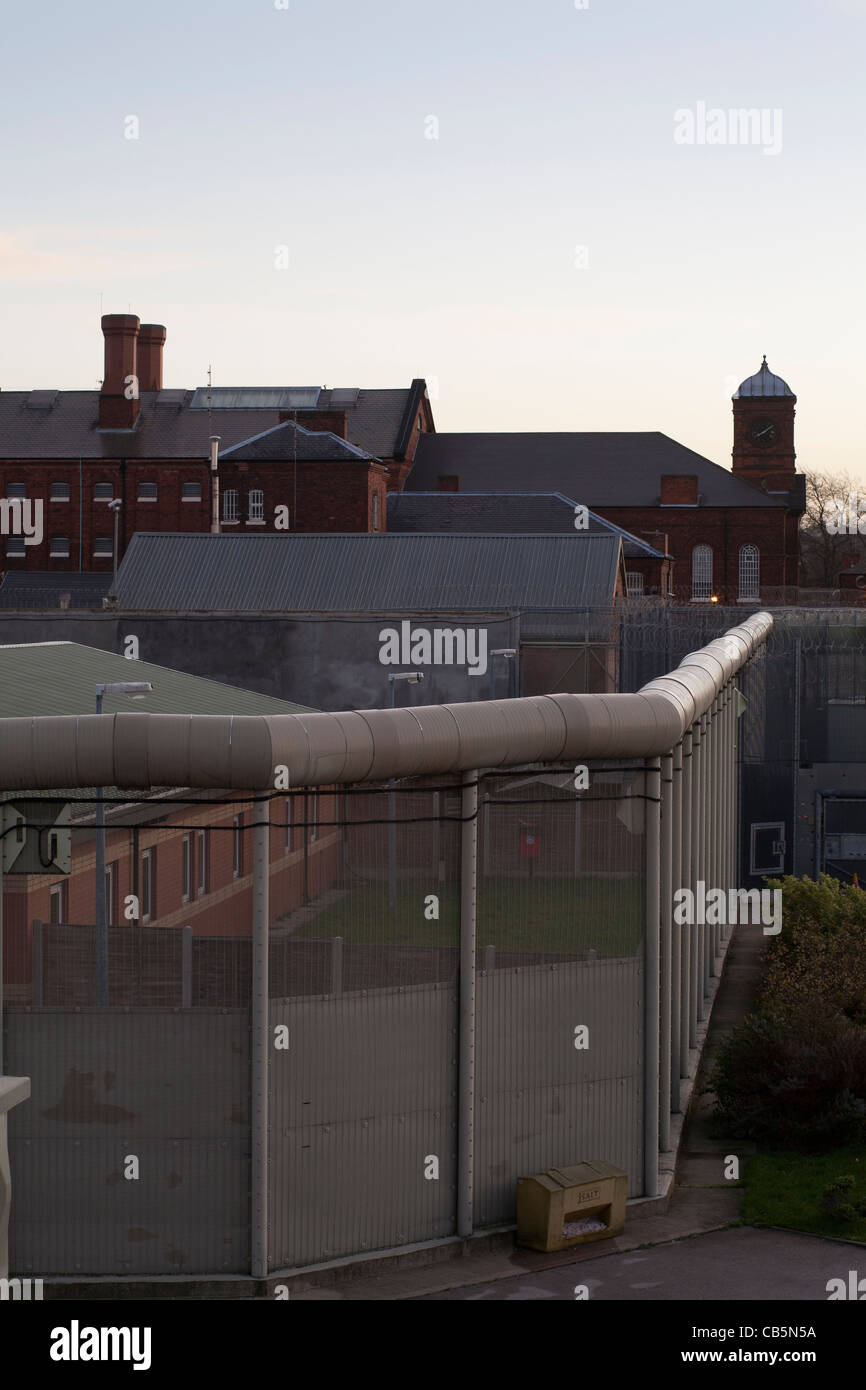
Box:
[732,356,797,493]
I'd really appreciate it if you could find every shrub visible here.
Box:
[818,1175,866,1223]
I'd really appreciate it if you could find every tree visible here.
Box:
[799,470,866,589]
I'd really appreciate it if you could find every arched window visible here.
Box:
[739,544,760,600]
[691,544,712,600]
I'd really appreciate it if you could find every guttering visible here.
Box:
[0,613,772,792]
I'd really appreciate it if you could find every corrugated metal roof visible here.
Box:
[0,573,112,610]
[0,641,315,718]
[112,532,623,613]
[387,492,667,557]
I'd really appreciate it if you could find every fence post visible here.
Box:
[458,770,478,1238]
[659,753,673,1152]
[644,757,661,1197]
[251,795,270,1280]
[331,935,343,994]
[181,925,192,1008]
[671,743,683,1109]
[32,919,44,1008]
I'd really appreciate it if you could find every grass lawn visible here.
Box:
[295,876,643,956]
[742,1147,866,1243]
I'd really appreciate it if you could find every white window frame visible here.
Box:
[93,482,114,502]
[49,881,67,925]
[233,814,243,877]
[738,544,760,601]
[50,536,70,558]
[222,489,239,523]
[691,544,713,600]
[50,481,70,503]
[181,835,192,903]
[137,481,158,502]
[248,488,265,522]
[626,571,644,596]
[141,847,155,922]
[197,828,208,895]
[182,482,202,503]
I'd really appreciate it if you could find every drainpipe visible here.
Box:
[659,752,673,1152]
[644,756,661,1197]
[210,437,221,533]
[457,771,478,1237]
[251,794,269,1279]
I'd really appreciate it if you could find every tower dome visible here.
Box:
[733,356,795,399]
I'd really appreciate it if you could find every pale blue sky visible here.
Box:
[1,0,863,479]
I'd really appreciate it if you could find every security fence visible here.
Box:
[0,612,768,1280]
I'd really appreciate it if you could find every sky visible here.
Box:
[1,0,863,481]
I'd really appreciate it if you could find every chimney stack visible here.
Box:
[99,314,140,429]
[137,323,167,391]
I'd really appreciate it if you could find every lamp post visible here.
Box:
[108,498,122,588]
[489,648,517,701]
[94,681,153,1005]
[387,673,424,910]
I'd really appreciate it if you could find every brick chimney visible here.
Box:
[137,323,167,391]
[99,314,140,429]
[660,475,698,506]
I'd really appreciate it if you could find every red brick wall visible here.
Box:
[596,505,798,601]
[2,791,343,1000]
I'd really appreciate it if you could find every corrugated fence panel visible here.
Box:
[475,957,644,1226]
[268,984,457,1269]
[6,1009,249,1276]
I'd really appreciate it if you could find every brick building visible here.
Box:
[0,312,434,574]
[405,359,806,604]
[0,641,341,1004]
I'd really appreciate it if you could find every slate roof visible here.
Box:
[386,491,668,558]
[408,432,794,509]
[110,532,624,612]
[0,384,425,461]
[0,572,112,610]
[220,420,373,463]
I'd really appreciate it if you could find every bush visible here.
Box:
[710,1005,866,1147]
[708,875,866,1146]
[818,1175,866,1223]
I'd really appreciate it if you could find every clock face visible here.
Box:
[750,417,777,448]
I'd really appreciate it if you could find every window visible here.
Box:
[182,482,202,502]
[181,835,192,903]
[6,482,26,499]
[284,797,293,854]
[94,482,114,501]
[371,491,380,531]
[5,537,26,558]
[233,814,244,877]
[50,482,70,502]
[310,791,319,844]
[141,848,155,921]
[691,544,713,600]
[105,862,117,926]
[626,571,644,596]
[197,829,208,895]
[50,536,70,558]
[222,489,239,523]
[49,881,67,925]
[137,481,158,502]
[248,488,264,522]
[93,536,113,557]
[738,544,760,601]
